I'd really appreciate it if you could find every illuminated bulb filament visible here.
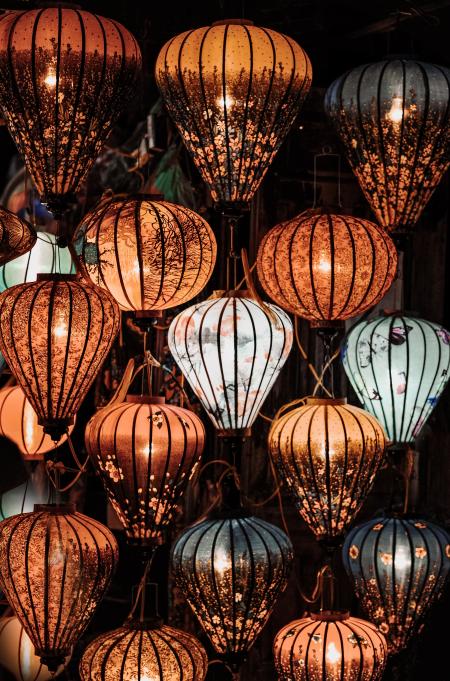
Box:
[326,641,342,665]
[394,550,411,572]
[214,547,231,576]
[387,96,405,123]
[44,70,57,88]
[217,93,235,109]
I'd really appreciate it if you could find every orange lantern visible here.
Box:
[0,206,36,266]
[257,209,397,326]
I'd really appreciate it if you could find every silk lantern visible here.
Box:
[0,205,36,266]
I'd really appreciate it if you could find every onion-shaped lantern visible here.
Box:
[0,7,141,218]
[269,398,386,544]
[74,195,217,324]
[0,274,119,441]
[85,395,205,547]
[274,611,387,680]
[0,386,75,460]
[0,504,118,671]
[156,19,312,210]
[257,209,397,326]
[0,205,36,266]
[343,515,450,652]
[168,291,293,436]
[325,59,450,232]
[342,313,450,446]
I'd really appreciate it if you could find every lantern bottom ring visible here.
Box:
[41,191,77,220]
[38,651,67,672]
[311,319,345,330]
[40,417,74,442]
[216,428,251,439]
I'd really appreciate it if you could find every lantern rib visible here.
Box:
[236,518,261,651]
[342,619,363,680]
[62,282,92,417]
[134,198,146,311]
[162,203,187,306]
[410,522,437,632]
[408,320,429,442]
[57,513,87,649]
[187,521,218,639]
[213,299,233,429]
[341,407,368,525]
[53,8,64,194]
[3,514,36,639]
[238,299,259,428]
[49,513,64,651]
[20,280,47,416]
[113,199,136,311]
[236,23,254,197]
[221,24,233,200]
[24,512,46,649]
[334,406,350,535]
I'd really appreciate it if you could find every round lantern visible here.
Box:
[257,209,397,325]
[0,205,36,266]
[269,398,386,543]
[74,195,217,322]
[274,611,387,680]
[342,313,450,446]
[155,19,312,210]
[85,395,205,547]
[343,515,450,652]
[0,7,141,217]
[168,291,293,436]
[172,512,293,666]
[0,504,118,671]
[325,58,450,232]
[0,274,119,441]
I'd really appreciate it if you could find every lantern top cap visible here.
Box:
[310,610,350,622]
[306,397,347,406]
[212,18,254,26]
[125,395,166,405]
[34,503,76,514]
[36,273,77,282]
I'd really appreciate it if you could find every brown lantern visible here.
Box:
[0,504,118,672]
[0,7,141,218]
[0,206,36,266]
[0,274,120,441]
[257,208,397,326]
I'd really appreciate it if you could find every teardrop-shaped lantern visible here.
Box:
[73,195,216,323]
[156,19,312,210]
[343,515,450,652]
[0,274,120,441]
[85,395,205,547]
[342,313,450,446]
[274,611,387,681]
[0,206,36,266]
[0,504,118,671]
[269,398,386,544]
[168,291,293,436]
[0,7,141,218]
[325,59,450,231]
[257,209,397,326]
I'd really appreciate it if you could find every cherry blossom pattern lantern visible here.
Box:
[274,611,387,681]
[85,395,205,547]
[341,313,450,446]
[0,274,120,441]
[257,209,397,326]
[269,398,386,544]
[0,205,36,266]
[168,291,293,436]
[0,504,118,671]
[0,7,141,218]
[325,59,450,232]
[343,515,450,652]
[155,19,312,211]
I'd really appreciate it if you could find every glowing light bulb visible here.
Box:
[317,258,332,274]
[214,547,231,575]
[52,313,68,340]
[23,402,36,451]
[326,641,342,665]
[387,96,405,123]
[217,93,235,109]
[44,69,57,88]
[394,549,411,572]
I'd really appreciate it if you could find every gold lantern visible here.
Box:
[0,205,36,266]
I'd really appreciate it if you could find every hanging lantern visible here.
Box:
[0,504,118,671]
[0,7,141,218]
[168,291,293,436]
[343,515,450,652]
[274,611,387,680]
[342,312,450,446]
[257,209,397,326]
[269,398,386,544]
[0,205,36,266]
[85,395,205,547]
[155,19,312,210]
[325,59,450,231]
[0,274,120,441]
[73,195,217,324]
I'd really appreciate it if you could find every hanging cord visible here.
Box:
[403,447,415,514]
[127,556,156,622]
[45,432,90,494]
[225,215,242,291]
[194,459,241,520]
[312,149,342,209]
[317,331,339,398]
[294,317,333,398]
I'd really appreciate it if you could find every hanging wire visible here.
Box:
[312,149,342,209]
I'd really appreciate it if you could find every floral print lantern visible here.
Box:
[156,19,312,210]
[168,291,293,436]
[342,313,450,446]
[325,59,450,232]
[0,205,36,266]
[343,515,450,652]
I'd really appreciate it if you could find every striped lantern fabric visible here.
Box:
[343,515,450,652]
[269,398,386,543]
[274,611,387,681]
[257,209,397,325]
[85,396,205,547]
[342,313,450,445]
[0,206,36,266]
[0,504,118,671]
[325,59,450,232]
[168,292,293,436]
[155,19,312,210]
[0,274,120,441]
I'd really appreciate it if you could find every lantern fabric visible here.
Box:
[342,313,450,445]
[0,7,141,217]
[325,59,450,232]
[0,504,118,670]
[155,19,312,209]
[257,209,397,325]
[343,515,450,652]
[85,395,205,547]
[274,611,387,681]
[74,195,217,316]
[168,292,293,435]
[269,398,386,543]
[0,206,36,266]
[0,274,120,441]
